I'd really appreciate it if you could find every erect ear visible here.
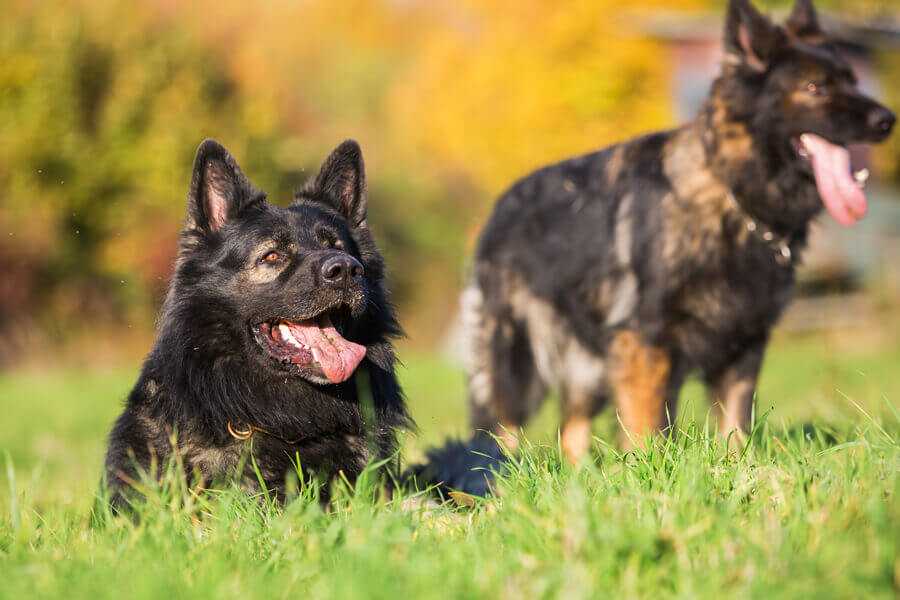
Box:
[186,139,255,233]
[306,140,367,227]
[786,0,823,39]
[723,0,783,72]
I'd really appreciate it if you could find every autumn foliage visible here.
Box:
[0,0,896,363]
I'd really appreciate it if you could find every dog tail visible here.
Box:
[404,432,509,498]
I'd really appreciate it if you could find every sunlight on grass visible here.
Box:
[0,332,898,598]
[1,413,898,598]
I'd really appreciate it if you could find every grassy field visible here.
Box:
[1,329,899,598]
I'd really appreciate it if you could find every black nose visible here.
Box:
[869,106,896,135]
[320,253,364,286]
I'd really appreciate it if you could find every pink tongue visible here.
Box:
[286,320,367,384]
[801,134,867,226]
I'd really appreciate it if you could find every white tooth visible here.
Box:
[853,168,869,187]
[278,324,303,349]
[311,347,321,365]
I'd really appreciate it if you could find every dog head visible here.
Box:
[172,139,387,385]
[716,0,895,226]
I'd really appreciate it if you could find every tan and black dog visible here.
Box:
[444,0,895,469]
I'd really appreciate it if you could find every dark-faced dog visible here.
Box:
[104,139,411,508]
[457,0,894,462]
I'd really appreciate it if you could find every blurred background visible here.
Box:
[1,0,899,506]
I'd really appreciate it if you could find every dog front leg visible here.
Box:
[607,330,671,449]
[707,341,766,448]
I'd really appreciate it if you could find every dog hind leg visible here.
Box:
[464,285,545,451]
[560,340,609,462]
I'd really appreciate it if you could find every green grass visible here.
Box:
[1,330,899,598]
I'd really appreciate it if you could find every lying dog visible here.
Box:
[104,139,411,508]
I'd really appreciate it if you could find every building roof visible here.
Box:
[640,10,900,50]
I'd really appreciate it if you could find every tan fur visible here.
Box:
[507,279,606,399]
[699,93,756,174]
[560,414,591,463]
[605,145,626,186]
[710,374,756,450]
[607,330,670,448]
[661,126,751,263]
[788,87,829,108]
[461,283,496,413]
[497,423,521,452]
[239,240,297,285]
[467,275,609,457]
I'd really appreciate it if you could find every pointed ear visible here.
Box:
[786,0,823,39]
[724,0,782,72]
[306,140,367,227]
[186,139,254,233]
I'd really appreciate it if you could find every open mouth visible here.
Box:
[791,133,869,226]
[252,305,366,384]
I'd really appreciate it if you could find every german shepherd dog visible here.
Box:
[454,0,895,464]
[104,139,411,508]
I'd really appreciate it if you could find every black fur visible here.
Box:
[404,433,507,499]
[103,139,412,508]
[412,0,895,494]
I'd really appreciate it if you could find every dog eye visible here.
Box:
[261,251,280,263]
[806,82,828,96]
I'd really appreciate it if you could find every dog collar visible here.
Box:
[227,421,301,445]
[726,191,794,267]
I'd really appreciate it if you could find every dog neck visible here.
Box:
[693,78,821,240]
[724,189,795,266]
[662,121,803,267]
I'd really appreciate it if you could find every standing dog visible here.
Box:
[104,139,411,508]
[459,0,895,461]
